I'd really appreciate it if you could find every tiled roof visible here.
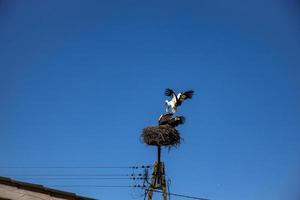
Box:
[0,176,96,200]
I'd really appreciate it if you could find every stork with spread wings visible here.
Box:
[164,88,194,113]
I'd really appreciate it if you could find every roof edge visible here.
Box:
[0,176,96,200]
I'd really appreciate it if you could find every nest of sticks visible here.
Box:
[141,124,181,147]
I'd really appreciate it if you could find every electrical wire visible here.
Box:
[46,185,209,200]
[0,167,129,169]
[15,177,144,180]
[0,165,151,169]
[49,185,133,188]
[150,189,209,200]
[4,174,135,177]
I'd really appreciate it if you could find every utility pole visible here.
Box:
[147,145,167,200]
[141,88,194,200]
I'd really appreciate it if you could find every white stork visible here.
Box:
[164,88,194,113]
[158,112,185,127]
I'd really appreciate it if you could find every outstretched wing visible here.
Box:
[178,90,194,102]
[165,88,176,97]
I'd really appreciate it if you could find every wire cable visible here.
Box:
[0,167,129,169]
[0,165,151,169]
[15,177,144,180]
[4,174,133,177]
[150,189,209,200]
[4,173,145,178]
[49,185,133,188]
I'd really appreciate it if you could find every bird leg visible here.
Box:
[165,101,169,113]
[165,107,169,113]
[171,107,176,113]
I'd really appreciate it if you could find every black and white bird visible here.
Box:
[158,112,185,127]
[164,88,194,113]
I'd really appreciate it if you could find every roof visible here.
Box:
[0,176,96,200]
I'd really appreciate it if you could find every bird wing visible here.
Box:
[159,113,173,125]
[178,90,194,102]
[165,88,176,97]
[168,116,185,127]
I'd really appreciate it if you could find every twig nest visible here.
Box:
[141,125,181,147]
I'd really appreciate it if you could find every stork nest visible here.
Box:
[141,125,181,147]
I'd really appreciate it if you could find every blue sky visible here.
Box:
[1,1,300,200]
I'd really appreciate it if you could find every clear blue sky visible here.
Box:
[1,1,300,200]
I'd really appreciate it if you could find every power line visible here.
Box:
[15,177,144,180]
[47,184,147,188]
[0,166,128,169]
[47,184,209,200]
[5,173,144,177]
[4,174,132,177]
[49,185,133,188]
[4,173,144,177]
[0,165,151,169]
[150,189,209,200]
